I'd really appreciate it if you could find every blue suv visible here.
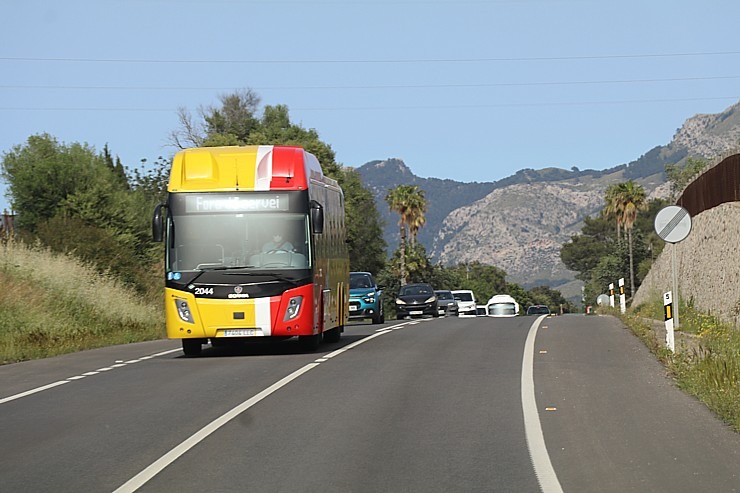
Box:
[349,272,384,324]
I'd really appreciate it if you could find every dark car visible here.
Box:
[526,305,551,316]
[434,290,459,317]
[349,272,384,324]
[395,283,438,319]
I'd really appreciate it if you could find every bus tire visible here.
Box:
[182,339,202,356]
[298,334,321,352]
[323,326,342,343]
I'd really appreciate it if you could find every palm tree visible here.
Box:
[616,181,647,298]
[385,185,426,285]
[603,183,625,243]
[406,189,427,246]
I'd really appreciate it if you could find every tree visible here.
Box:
[385,185,427,285]
[406,189,428,246]
[1,134,123,231]
[603,183,625,243]
[1,134,164,293]
[561,186,664,306]
[447,261,507,304]
[169,89,262,149]
[560,215,614,282]
[615,181,647,298]
[339,167,386,274]
[665,157,708,199]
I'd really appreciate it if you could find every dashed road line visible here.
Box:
[0,348,181,405]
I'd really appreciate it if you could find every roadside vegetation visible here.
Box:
[614,299,740,432]
[0,240,164,364]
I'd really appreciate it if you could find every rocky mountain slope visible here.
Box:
[355,100,740,294]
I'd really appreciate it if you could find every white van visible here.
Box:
[486,294,520,317]
[451,289,477,316]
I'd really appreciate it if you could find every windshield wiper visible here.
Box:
[201,265,257,271]
[193,266,307,285]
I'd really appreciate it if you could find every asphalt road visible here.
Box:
[0,314,737,492]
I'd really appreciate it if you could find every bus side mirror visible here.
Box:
[152,203,165,242]
[310,200,324,234]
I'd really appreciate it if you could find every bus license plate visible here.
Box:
[223,329,259,337]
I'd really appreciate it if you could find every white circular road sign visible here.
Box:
[654,205,692,243]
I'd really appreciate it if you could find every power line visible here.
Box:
[1,75,739,92]
[2,51,740,65]
[1,96,737,113]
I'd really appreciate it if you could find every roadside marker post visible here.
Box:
[618,278,626,314]
[609,283,615,308]
[664,291,675,352]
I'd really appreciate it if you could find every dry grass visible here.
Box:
[0,239,164,364]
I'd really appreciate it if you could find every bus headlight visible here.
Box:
[176,299,194,323]
[284,296,303,321]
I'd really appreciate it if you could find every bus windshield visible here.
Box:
[166,212,311,272]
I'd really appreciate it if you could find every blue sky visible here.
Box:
[2,0,739,213]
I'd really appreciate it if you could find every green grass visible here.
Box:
[627,298,740,432]
[0,240,165,364]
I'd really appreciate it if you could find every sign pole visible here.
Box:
[671,244,680,329]
[618,278,626,314]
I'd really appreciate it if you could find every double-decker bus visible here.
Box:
[152,145,349,355]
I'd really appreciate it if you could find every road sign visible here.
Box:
[654,205,692,243]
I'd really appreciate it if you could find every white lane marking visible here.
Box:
[113,326,406,493]
[0,348,181,405]
[521,315,564,493]
[0,380,69,404]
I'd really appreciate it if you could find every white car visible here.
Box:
[451,289,477,316]
[485,294,520,317]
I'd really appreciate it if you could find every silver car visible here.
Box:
[434,290,459,317]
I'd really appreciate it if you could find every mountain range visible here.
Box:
[355,101,740,299]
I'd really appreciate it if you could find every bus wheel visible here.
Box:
[298,334,321,352]
[323,326,342,343]
[182,339,202,356]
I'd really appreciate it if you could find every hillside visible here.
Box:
[355,100,740,294]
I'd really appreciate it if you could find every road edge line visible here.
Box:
[521,315,564,493]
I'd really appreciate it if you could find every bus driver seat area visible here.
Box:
[249,232,307,269]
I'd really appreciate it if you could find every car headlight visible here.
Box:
[425,296,437,303]
[395,298,406,305]
[363,296,375,303]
